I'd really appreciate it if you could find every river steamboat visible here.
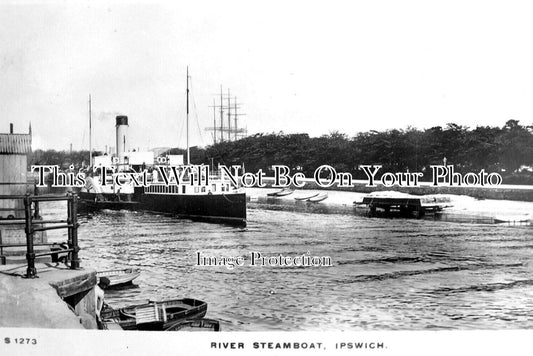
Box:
[78,69,247,226]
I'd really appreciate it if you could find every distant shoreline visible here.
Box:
[257,177,533,202]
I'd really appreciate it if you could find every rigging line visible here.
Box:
[184,78,228,167]
[193,100,205,147]
[81,130,86,151]
[188,78,205,147]
[177,114,186,150]
[176,78,186,151]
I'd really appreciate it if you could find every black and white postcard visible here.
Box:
[1,1,533,355]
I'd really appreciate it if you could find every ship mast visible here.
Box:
[227,89,231,141]
[220,85,224,142]
[205,88,247,142]
[234,96,238,141]
[213,98,217,145]
[89,94,92,167]
[186,66,190,165]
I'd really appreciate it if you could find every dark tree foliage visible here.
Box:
[199,121,533,183]
[28,120,533,184]
[28,149,99,169]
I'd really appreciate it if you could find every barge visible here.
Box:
[356,191,452,218]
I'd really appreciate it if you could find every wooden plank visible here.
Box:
[0,156,5,182]
[0,156,5,214]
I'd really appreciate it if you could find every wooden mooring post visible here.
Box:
[23,194,37,278]
[67,192,80,270]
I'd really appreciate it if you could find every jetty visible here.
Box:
[1,123,99,329]
[0,193,99,329]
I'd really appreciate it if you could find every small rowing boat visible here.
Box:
[267,188,294,197]
[294,192,319,201]
[100,298,208,331]
[97,268,141,289]
[307,192,328,202]
[164,318,221,331]
[492,215,531,225]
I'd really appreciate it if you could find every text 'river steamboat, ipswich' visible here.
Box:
[78,69,247,226]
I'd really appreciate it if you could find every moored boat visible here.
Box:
[78,194,139,211]
[97,268,141,289]
[76,68,247,226]
[164,318,221,331]
[307,192,328,202]
[78,97,135,207]
[492,215,531,225]
[100,298,208,331]
[133,183,246,226]
[294,192,319,201]
[358,191,453,217]
[267,188,294,197]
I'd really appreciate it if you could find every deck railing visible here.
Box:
[0,192,80,278]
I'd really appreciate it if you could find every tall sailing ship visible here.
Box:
[78,69,247,226]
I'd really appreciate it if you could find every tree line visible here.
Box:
[29,120,533,184]
[198,120,533,184]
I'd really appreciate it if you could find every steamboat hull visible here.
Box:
[78,191,138,210]
[133,188,247,226]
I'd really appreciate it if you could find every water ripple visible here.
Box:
[41,203,533,330]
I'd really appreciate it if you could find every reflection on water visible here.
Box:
[44,200,533,331]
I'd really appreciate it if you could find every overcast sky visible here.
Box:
[2,0,533,151]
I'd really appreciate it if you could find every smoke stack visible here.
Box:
[10,123,13,134]
[115,115,129,166]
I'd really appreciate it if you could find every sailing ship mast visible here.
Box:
[186,67,190,165]
[89,94,92,167]
[205,87,246,143]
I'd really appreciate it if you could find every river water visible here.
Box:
[44,193,533,331]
